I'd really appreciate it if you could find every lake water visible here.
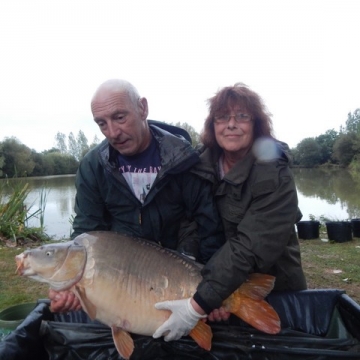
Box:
[1,175,76,239]
[1,168,360,239]
[292,168,360,221]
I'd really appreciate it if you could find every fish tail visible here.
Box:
[224,273,281,334]
[189,320,213,351]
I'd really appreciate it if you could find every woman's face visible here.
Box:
[214,104,254,158]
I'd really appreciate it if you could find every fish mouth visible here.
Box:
[15,254,25,275]
[15,253,36,276]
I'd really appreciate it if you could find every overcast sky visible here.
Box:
[1,0,359,152]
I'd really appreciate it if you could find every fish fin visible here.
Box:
[231,297,281,334]
[111,326,134,360]
[74,285,97,320]
[189,320,213,351]
[224,273,281,334]
[238,273,276,301]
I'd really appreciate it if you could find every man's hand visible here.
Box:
[207,307,231,322]
[153,298,207,341]
[48,289,82,313]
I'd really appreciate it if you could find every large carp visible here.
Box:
[15,231,280,359]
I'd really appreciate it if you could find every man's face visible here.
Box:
[92,89,150,156]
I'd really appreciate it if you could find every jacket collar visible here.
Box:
[97,123,199,175]
[198,140,290,185]
[199,146,255,185]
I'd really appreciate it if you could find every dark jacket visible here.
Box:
[192,141,307,312]
[72,123,225,263]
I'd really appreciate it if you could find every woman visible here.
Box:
[194,82,307,317]
[153,83,307,341]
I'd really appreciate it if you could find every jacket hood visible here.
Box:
[93,123,199,176]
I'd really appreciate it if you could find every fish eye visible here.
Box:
[46,251,53,256]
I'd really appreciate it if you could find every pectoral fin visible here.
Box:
[111,326,134,360]
[74,285,97,320]
[189,320,213,351]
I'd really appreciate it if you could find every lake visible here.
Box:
[293,168,360,221]
[1,168,360,239]
[1,175,76,239]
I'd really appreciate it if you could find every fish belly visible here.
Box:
[75,232,202,336]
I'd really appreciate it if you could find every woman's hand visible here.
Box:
[153,298,206,341]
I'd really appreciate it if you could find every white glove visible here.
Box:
[153,298,207,341]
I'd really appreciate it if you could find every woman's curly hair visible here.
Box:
[200,83,274,149]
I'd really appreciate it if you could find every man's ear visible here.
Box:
[139,97,149,120]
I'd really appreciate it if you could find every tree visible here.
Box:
[173,122,201,148]
[0,137,35,177]
[0,143,4,177]
[43,152,78,174]
[67,132,78,161]
[315,129,338,164]
[290,147,300,166]
[77,130,89,160]
[345,108,360,134]
[31,150,47,176]
[333,133,357,167]
[89,134,101,150]
[55,132,68,154]
[296,138,322,167]
[66,130,92,161]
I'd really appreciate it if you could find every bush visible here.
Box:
[0,180,50,244]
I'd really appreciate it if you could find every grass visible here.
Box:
[299,235,360,303]
[0,246,48,311]
[0,179,51,311]
[0,234,360,312]
[0,179,53,320]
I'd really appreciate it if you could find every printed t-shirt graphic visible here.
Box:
[118,137,161,203]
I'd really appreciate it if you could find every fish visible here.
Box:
[15,231,281,359]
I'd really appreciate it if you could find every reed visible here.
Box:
[37,187,49,231]
[0,179,49,243]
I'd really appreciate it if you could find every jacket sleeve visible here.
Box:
[176,218,200,260]
[194,159,301,311]
[180,173,225,264]
[71,154,111,239]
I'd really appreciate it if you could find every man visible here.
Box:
[49,79,224,314]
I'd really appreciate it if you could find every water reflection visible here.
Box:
[2,170,360,239]
[1,175,76,239]
[292,168,360,220]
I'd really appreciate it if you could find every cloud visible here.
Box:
[1,0,359,151]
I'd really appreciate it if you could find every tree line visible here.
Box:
[0,110,359,178]
[291,108,360,170]
[0,131,100,178]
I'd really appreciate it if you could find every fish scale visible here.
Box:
[74,232,201,335]
[15,231,281,360]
